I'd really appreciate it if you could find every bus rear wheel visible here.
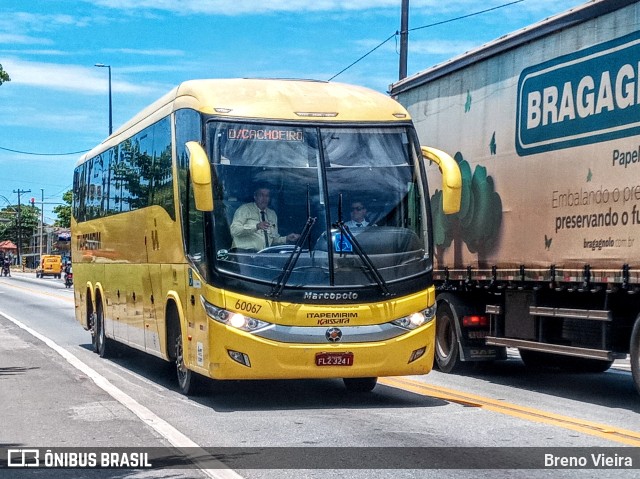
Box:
[95,299,112,358]
[343,377,377,392]
[90,312,98,353]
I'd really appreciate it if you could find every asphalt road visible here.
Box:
[1,271,639,479]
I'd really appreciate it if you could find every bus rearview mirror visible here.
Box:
[186,141,214,212]
[421,146,461,215]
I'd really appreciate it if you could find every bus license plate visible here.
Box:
[315,352,354,366]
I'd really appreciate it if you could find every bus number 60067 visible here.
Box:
[235,300,262,314]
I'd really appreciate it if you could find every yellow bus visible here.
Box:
[72,78,460,395]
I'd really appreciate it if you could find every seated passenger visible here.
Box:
[345,200,371,234]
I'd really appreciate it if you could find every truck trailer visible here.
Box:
[390,0,640,394]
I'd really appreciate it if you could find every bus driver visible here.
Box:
[230,184,300,251]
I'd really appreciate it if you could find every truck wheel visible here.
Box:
[519,349,613,373]
[343,377,377,392]
[518,349,552,369]
[631,316,640,396]
[558,357,613,373]
[435,302,461,373]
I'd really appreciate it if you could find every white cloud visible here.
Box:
[78,0,584,16]
[1,58,152,94]
[0,12,92,32]
[0,34,53,46]
[409,39,479,56]
[0,49,69,56]
[81,0,401,14]
[102,48,185,57]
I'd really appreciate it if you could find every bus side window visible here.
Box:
[187,188,207,276]
[213,203,233,251]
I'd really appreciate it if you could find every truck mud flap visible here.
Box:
[461,346,507,361]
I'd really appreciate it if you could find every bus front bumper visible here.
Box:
[191,319,435,380]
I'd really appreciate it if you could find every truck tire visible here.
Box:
[631,316,640,396]
[435,302,461,373]
[519,349,613,373]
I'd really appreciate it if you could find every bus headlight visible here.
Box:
[390,305,436,330]
[201,297,271,333]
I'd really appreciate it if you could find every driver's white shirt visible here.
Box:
[229,202,286,250]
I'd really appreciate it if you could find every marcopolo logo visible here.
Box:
[516,31,640,155]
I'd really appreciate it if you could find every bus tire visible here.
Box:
[95,296,112,358]
[343,377,377,392]
[175,332,199,395]
[435,302,461,373]
[631,315,640,396]
[87,296,98,353]
[90,313,99,353]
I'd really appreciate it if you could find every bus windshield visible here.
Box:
[207,121,430,289]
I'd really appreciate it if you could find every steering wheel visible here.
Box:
[256,245,297,254]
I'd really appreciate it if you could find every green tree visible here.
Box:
[0,204,39,251]
[0,63,10,85]
[53,190,72,228]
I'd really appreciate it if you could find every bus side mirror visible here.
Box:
[421,146,461,214]
[186,141,214,212]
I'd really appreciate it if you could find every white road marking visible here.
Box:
[0,311,243,479]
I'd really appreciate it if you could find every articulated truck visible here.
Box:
[390,0,640,394]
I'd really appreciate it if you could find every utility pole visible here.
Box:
[40,189,44,261]
[399,0,409,80]
[13,188,31,268]
[95,63,113,135]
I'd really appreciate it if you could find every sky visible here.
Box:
[0,0,587,223]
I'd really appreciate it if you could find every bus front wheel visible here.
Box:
[175,333,199,395]
[343,377,377,392]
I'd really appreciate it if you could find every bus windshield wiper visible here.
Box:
[269,187,316,298]
[334,194,392,297]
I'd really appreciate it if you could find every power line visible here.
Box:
[329,33,397,82]
[0,146,89,156]
[408,0,525,33]
[329,0,526,81]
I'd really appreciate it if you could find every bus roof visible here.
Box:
[79,78,411,164]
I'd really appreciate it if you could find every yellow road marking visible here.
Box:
[380,376,640,446]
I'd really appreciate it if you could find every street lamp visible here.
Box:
[95,63,113,135]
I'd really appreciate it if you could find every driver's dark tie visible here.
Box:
[260,211,269,247]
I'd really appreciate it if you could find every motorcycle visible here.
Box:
[64,270,73,288]
[2,263,10,277]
